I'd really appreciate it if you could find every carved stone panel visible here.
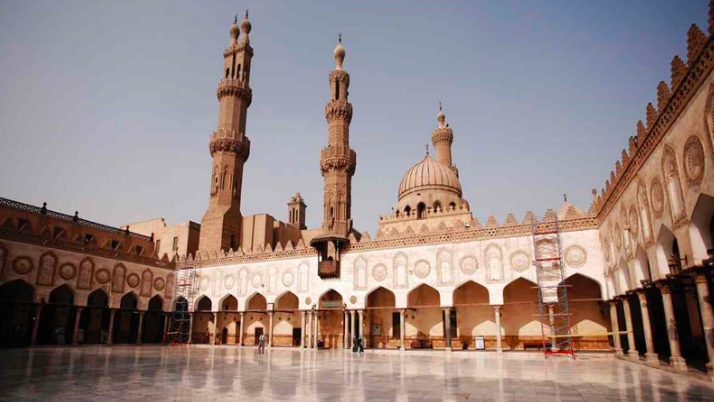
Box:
[298,263,309,293]
[392,253,408,288]
[282,271,294,287]
[165,274,174,299]
[565,245,587,268]
[95,269,110,285]
[127,273,140,289]
[13,256,33,275]
[373,264,387,282]
[484,244,503,282]
[684,135,705,187]
[140,269,153,297]
[36,252,57,286]
[509,251,530,272]
[59,263,76,280]
[78,258,94,289]
[414,260,431,279]
[224,274,235,290]
[112,265,126,294]
[354,257,367,290]
[437,252,454,286]
[238,268,248,296]
[154,277,166,291]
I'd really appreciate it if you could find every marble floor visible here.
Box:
[0,346,712,402]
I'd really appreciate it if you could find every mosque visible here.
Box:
[0,6,713,382]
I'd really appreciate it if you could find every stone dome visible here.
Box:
[398,155,462,200]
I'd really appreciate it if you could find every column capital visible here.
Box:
[608,299,620,306]
[694,272,710,284]
[654,279,672,293]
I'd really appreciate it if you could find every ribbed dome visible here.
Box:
[398,155,462,200]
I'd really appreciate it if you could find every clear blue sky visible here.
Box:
[0,1,706,235]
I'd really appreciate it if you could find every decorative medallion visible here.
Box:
[372,264,387,282]
[684,135,705,187]
[95,269,110,284]
[510,251,530,272]
[224,275,235,290]
[153,277,166,291]
[281,271,294,287]
[651,178,664,217]
[614,225,623,251]
[251,274,262,288]
[349,295,357,304]
[127,273,140,288]
[414,260,430,279]
[305,297,312,306]
[200,276,210,291]
[12,256,33,275]
[629,206,639,237]
[460,256,478,275]
[565,245,587,268]
[59,263,76,280]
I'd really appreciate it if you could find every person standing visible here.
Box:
[258,332,266,354]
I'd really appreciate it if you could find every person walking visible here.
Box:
[258,332,266,354]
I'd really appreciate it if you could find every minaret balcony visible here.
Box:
[216,79,252,102]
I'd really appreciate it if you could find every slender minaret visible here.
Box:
[431,103,458,176]
[199,12,254,252]
[320,34,356,236]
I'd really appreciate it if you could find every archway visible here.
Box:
[169,296,189,343]
[244,293,267,345]
[142,295,165,344]
[218,295,239,345]
[688,194,714,263]
[0,280,35,347]
[113,293,139,344]
[656,225,681,277]
[501,278,541,350]
[318,290,344,349]
[274,292,299,347]
[365,287,396,348]
[453,281,491,350]
[562,274,609,350]
[633,246,652,284]
[407,284,443,349]
[193,295,213,344]
[38,284,75,345]
[80,288,109,344]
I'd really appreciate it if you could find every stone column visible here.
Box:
[107,309,116,345]
[268,311,274,348]
[300,311,306,348]
[694,273,714,378]
[636,291,658,365]
[656,282,687,371]
[315,311,320,348]
[443,308,451,350]
[400,310,406,351]
[350,310,356,348]
[548,304,556,349]
[239,312,245,346]
[608,301,623,356]
[358,310,364,346]
[212,312,218,346]
[187,313,194,344]
[621,297,639,359]
[343,311,349,349]
[494,306,502,352]
[30,304,42,345]
[72,307,83,346]
[137,311,145,345]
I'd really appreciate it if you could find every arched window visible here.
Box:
[404,205,411,216]
[433,201,442,213]
[449,202,456,211]
[335,80,340,100]
[236,64,241,80]
[225,68,230,79]
[417,202,426,220]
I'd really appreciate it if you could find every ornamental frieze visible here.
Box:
[209,137,250,158]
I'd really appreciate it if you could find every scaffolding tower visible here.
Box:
[165,265,197,345]
[531,215,575,358]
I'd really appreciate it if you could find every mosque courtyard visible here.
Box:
[0,346,712,401]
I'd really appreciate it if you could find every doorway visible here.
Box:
[292,328,302,346]
[254,327,263,345]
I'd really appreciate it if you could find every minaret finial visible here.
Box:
[334,33,346,70]
[563,193,568,202]
[439,101,442,111]
[234,15,238,24]
[339,32,342,43]
[245,9,249,18]
[425,144,429,156]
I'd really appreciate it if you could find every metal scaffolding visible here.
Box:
[165,265,196,345]
[531,215,575,358]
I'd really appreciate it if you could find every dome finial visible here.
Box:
[437,101,446,128]
[230,15,240,43]
[425,143,429,156]
[334,33,346,70]
[240,9,252,39]
[245,9,249,19]
[234,15,238,24]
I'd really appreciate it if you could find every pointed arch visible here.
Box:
[275,291,298,310]
[616,258,632,294]
[502,277,537,302]
[245,292,266,311]
[195,295,212,311]
[561,273,603,300]
[148,295,164,311]
[453,280,489,305]
[633,245,652,284]
[689,194,714,263]
[319,289,343,309]
[219,294,238,311]
[655,224,681,277]
[174,296,189,312]
[407,284,440,307]
[87,288,108,307]
[120,292,138,310]
[365,286,395,308]
[637,180,654,243]
[49,284,74,305]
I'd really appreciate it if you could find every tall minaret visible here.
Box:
[431,103,458,176]
[320,34,357,236]
[199,12,254,253]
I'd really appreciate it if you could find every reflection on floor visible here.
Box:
[0,346,712,401]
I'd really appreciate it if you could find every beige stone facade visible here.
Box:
[1,4,713,383]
